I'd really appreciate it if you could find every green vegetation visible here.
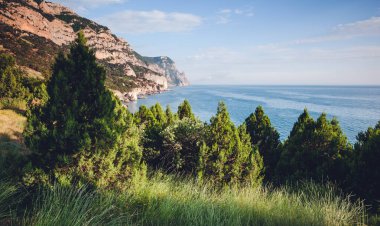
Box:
[0,32,379,225]
[244,106,281,181]
[23,32,144,189]
[0,175,366,226]
[276,110,352,185]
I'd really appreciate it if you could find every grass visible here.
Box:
[0,109,26,141]
[121,174,366,226]
[0,174,362,226]
[0,109,29,180]
[24,185,130,226]
[0,181,18,221]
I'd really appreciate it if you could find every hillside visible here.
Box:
[0,0,188,102]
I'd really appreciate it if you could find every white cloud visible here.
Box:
[216,8,254,24]
[295,17,380,44]
[97,10,202,34]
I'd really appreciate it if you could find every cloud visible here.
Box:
[50,0,126,12]
[97,10,202,34]
[295,17,380,44]
[216,8,254,24]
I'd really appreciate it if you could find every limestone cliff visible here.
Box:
[134,52,189,86]
[0,0,188,101]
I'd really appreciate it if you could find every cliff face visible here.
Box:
[0,0,188,101]
[140,55,189,86]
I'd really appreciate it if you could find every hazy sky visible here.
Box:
[52,0,380,85]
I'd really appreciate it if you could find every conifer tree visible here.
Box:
[134,105,156,127]
[276,109,352,184]
[23,32,144,189]
[244,106,281,181]
[198,102,263,186]
[150,103,167,125]
[177,99,195,120]
[165,105,175,126]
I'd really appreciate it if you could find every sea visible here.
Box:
[126,85,380,144]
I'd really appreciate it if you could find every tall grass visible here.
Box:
[0,175,367,225]
[24,185,130,226]
[122,174,366,226]
[0,180,18,221]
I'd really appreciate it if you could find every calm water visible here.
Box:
[127,85,380,143]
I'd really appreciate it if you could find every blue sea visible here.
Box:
[127,85,380,143]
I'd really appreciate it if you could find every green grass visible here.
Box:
[24,185,130,226]
[0,180,19,224]
[1,174,363,226]
[122,174,366,226]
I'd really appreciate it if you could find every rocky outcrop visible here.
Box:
[135,53,189,86]
[0,0,189,102]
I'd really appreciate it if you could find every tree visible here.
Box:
[165,105,175,126]
[0,53,29,100]
[197,102,263,186]
[134,105,156,127]
[352,121,380,208]
[150,103,167,125]
[244,106,281,181]
[160,117,205,173]
[276,109,352,184]
[177,99,195,120]
[23,32,144,189]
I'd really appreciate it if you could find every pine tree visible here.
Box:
[150,103,166,125]
[134,105,156,127]
[23,32,144,189]
[177,99,195,120]
[244,106,281,181]
[276,109,352,184]
[165,105,175,126]
[198,102,263,186]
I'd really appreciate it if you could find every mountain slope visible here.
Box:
[0,0,189,101]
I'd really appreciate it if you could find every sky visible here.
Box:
[52,0,380,85]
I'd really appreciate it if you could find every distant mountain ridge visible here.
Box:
[0,0,189,101]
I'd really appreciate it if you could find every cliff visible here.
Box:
[0,0,189,102]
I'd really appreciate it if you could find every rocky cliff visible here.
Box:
[137,54,189,86]
[0,0,189,102]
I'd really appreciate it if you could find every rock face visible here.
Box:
[140,55,189,86]
[0,0,189,102]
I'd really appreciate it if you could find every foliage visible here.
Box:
[0,53,30,100]
[23,32,145,190]
[24,184,129,226]
[121,174,365,226]
[352,121,380,210]
[177,99,195,120]
[244,106,281,181]
[276,109,352,185]
[198,102,264,186]
[0,181,18,221]
[160,118,205,173]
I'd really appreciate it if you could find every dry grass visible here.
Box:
[0,109,26,142]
